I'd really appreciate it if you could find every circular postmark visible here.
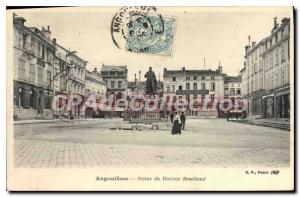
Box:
[111,6,165,51]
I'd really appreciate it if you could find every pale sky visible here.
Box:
[11,7,292,81]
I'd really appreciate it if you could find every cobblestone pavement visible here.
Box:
[13,119,290,168]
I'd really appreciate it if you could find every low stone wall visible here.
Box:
[14,107,53,120]
[13,107,37,120]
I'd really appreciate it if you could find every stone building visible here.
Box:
[13,14,89,120]
[53,43,70,95]
[100,64,128,96]
[241,17,290,119]
[66,51,87,118]
[242,36,267,118]
[85,68,107,96]
[163,66,225,117]
[222,75,243,117]
[224,75,242,99]
[263,17,290,118]
[13,15,56,120]
[84,68,107,118]
[100,64,128,117]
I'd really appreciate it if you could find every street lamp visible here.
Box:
[66,50,77,57]
[48,50,78,118]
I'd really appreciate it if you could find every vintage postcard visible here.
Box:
[6,6,294,191]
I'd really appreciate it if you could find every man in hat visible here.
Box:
[180,112,186,130]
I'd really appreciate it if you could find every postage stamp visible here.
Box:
[126,16,175,55]
[111,6,175,55]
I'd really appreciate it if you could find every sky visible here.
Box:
[11,7,292,81]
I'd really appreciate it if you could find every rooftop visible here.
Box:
[224,76,242,83]
[128,81,163,88]
[101,64,127,72]
[163,68,224,77]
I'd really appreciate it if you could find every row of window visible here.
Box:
[70,66,85,79]
[246,78,263,94]
[166,82,216,92]
[245,67,288,94]
[72,84,84,93]
[177,94,216,102]
[224,88,242,96]
[102,71,125,77]
[246,24,288,67]
[110,81,123,89]
[268,27,286,49]
[16,30,53,62]
[18,58,52,88]
[264,67,288,90]
[265,42,287,71]
[246,41,288,79]
[172,76,216,82]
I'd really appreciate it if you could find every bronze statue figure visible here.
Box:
[144,66,157,95]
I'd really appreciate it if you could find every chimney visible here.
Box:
[218,66,222,73]
[252,41,256,48]
[217,61,222,73]
[41,26,51,39]
[138,71,141,82]
[273,17,278,29]
[134,73,137,83]
[248,35,251,46]
[182,67,185,72]
[52,38,57,47]
[245,46,249,54]
[281,17,288,24]
[14,16,26,26]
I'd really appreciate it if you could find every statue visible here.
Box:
[144,66,157,95]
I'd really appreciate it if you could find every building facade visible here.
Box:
[100,64,128,117]
[262,17,290,118]
[85,68,107,96]
[13,15,56,120]
[13,14,89,120]
[84,68,107,118]
[224,75,242,99]
[100,64,128,96]
[243,36,267,117]
[53,43,70,95]
[241,17,290,119]
[163,66,225,116]
[66,52,87,118]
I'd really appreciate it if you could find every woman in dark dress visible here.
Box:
[171,112,181,135]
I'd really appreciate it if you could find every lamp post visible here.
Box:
[48,50,77,118]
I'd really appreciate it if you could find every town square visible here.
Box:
[14,118,289,168]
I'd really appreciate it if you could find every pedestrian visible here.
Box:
[170,112,174,123]
[171,112,181,135]
[180,112,186,130]
[226,109,231,121]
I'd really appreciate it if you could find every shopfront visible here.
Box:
[275,87,290,118]
[262,93,274,118]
